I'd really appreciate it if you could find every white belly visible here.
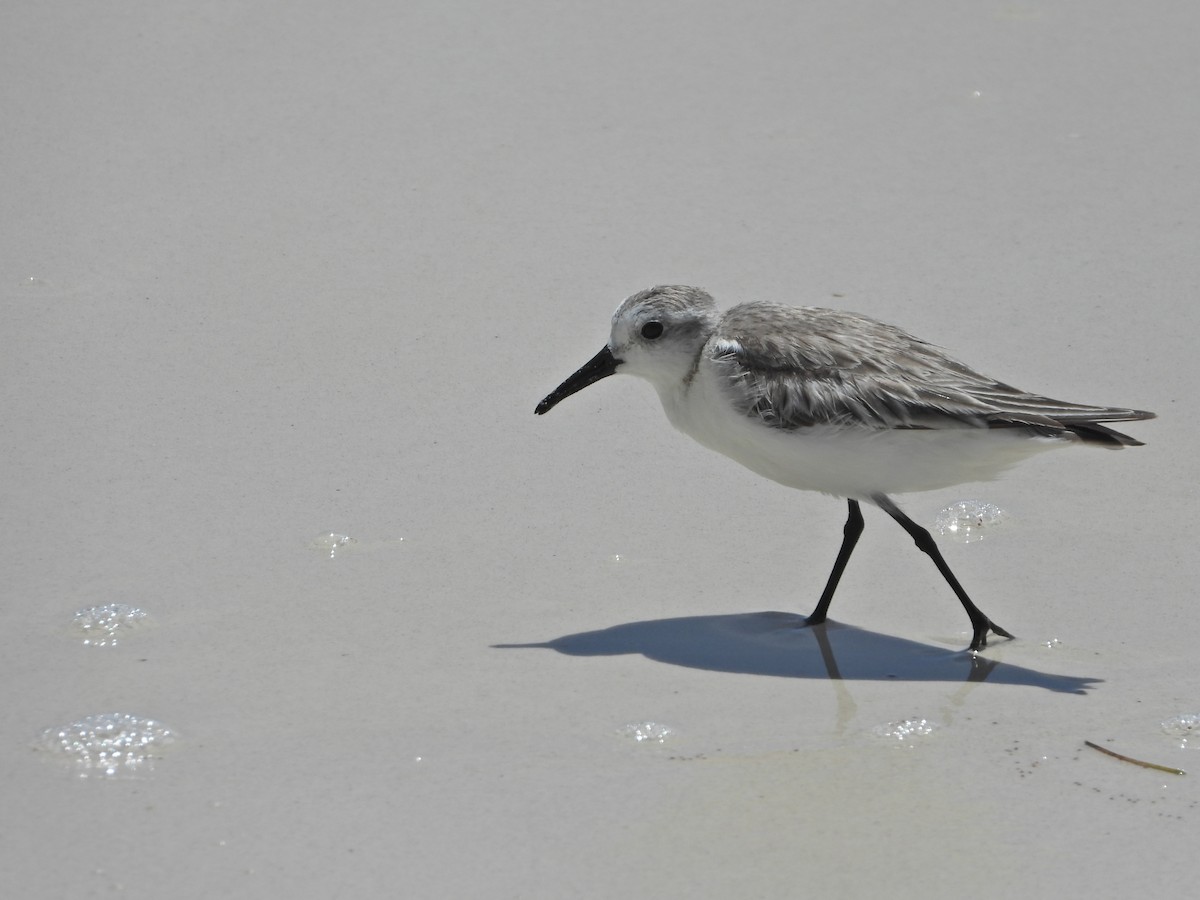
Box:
[654,365,1067,499]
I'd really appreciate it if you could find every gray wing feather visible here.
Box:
[710,303,1154,444]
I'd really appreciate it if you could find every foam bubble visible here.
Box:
[309,533,357,558]
[71,603,149,647]
[935,501,1008,543]
[1162,714,1200,748]
[38,713,178,778]
[618,722,676,743]
[872,718,938,742]
[1162,714,1200,736]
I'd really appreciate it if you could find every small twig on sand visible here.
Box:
[1084,740,1185,776]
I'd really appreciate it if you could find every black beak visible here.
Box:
[535,345,620,415]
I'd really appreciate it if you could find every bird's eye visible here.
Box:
[641,322,664,340]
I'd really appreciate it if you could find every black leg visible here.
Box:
[872,493,1014,651]
[806,499,864,626]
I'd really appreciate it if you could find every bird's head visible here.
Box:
[535,285,719,414]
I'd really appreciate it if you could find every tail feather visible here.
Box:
[988,408,1154,448]
[1065,421,1146,447]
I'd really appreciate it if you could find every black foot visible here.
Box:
[968,620,1015,652]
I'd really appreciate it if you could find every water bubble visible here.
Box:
[37,713,178,778]
[71,603,149,647]
[1162,714,1200,748]
[1162,714,1200,736]
[617,722,676,744]
[309,533,356,558]
[934,501,1008,543]
[23,275,48,287]
[872,718,938,742]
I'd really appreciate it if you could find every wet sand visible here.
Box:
[3,2,1198,897]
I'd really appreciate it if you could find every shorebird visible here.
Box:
[535,285,1153,651]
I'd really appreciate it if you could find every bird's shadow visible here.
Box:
[495,612,1099,694]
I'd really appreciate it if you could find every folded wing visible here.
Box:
[710,303,1154,447]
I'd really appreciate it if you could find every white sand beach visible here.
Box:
[3,2,1198,897]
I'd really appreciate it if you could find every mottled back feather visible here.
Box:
[709,302,1154,446]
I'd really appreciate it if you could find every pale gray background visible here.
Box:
[3,1,1197,897]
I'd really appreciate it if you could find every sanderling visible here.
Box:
[535,285,1154,651]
